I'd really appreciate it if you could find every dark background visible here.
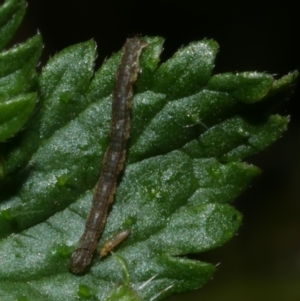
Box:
[10,0,300,300]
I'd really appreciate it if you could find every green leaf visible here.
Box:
[0,34,42,141]
[152,39,218,99]
[0,0,26,51]
[0,33,297,301]
[0,92,36,142]
[269,70,299,95]
[0,155,247,300]
[0,1,42,192]
[0,0,42,144]
[207,72,274,103]
[2,39,95,175]
[182,115,288,162]
[38,40,97,139]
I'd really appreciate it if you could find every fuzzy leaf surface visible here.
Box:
[0,0,26,51]
[0,34,42,140]
[0,34,297,300]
